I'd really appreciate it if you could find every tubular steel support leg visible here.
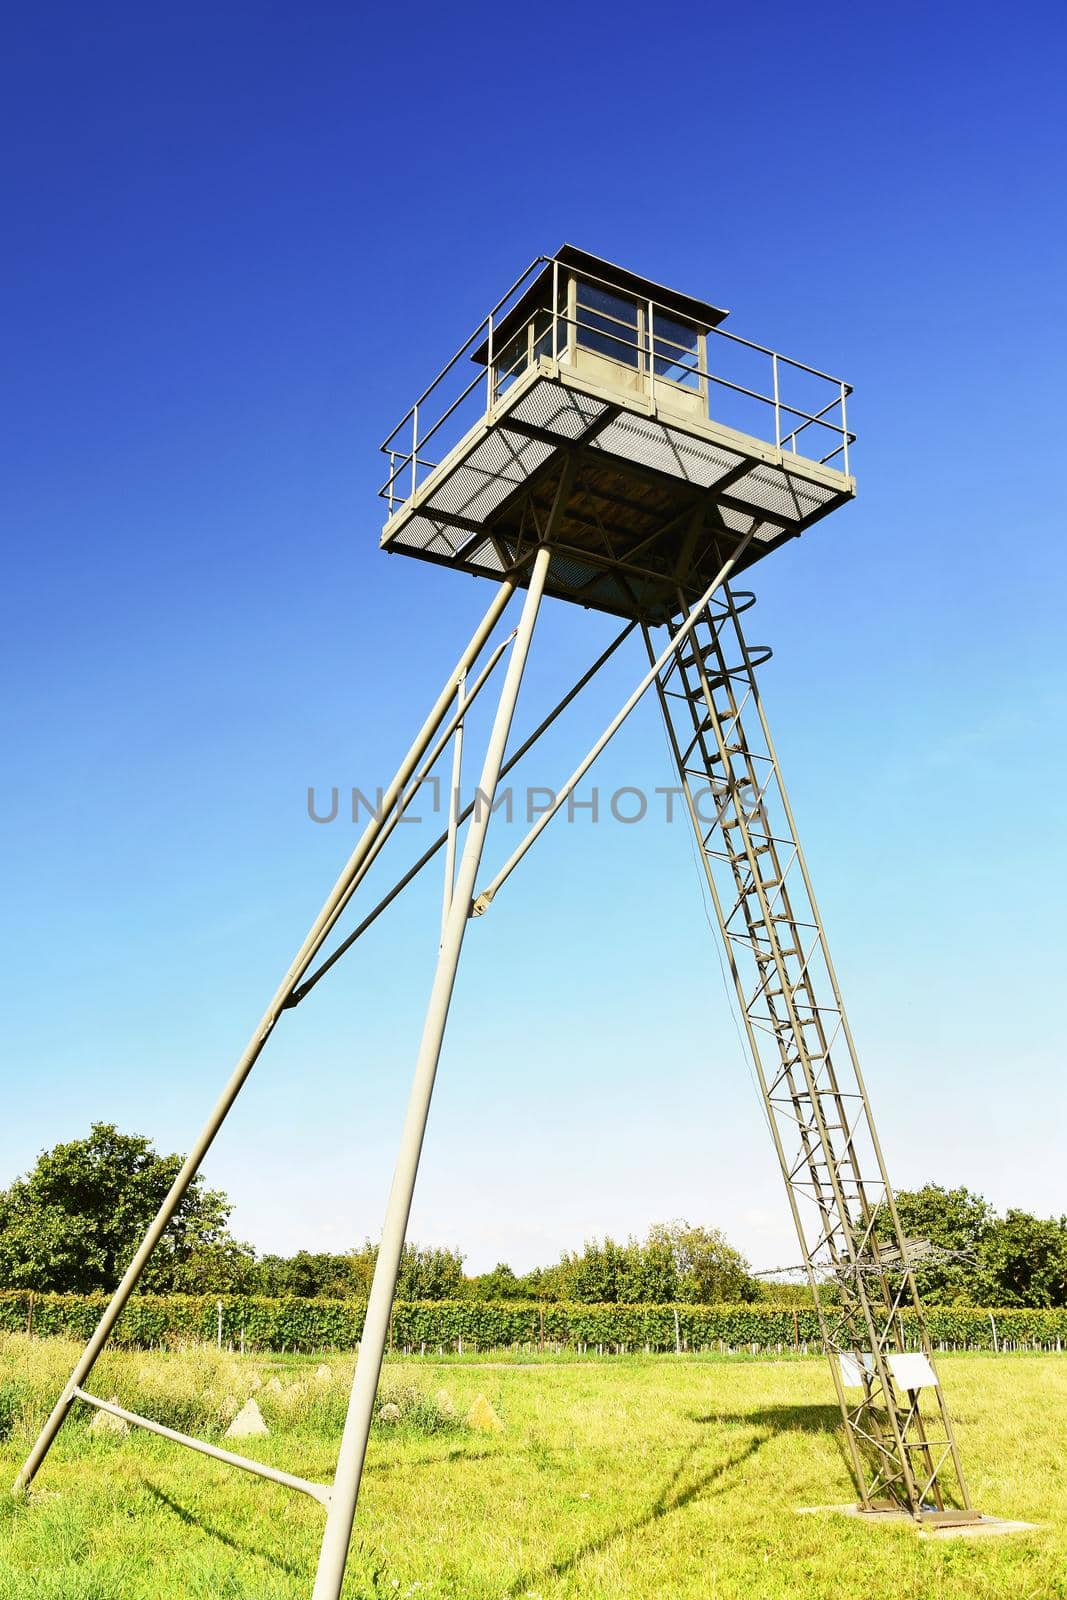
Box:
[311,544,552,1600]
[289,619,637,1008]
[441,669,465,936]
[13,577,517,1497]
[472,526,756,914]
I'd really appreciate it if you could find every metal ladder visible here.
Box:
[648,581,972,1519]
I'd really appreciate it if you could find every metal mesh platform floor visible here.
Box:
[381,365,855,622]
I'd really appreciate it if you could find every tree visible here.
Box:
[463,1263,528,1300]
[509,1263,572,1302]
[982,1210,1067,1308]
[564,1238,627,1303]
[618,1234,678,1303]
[348,1240,465,1301]
[755,1279,815,1308]
[646,1220,760,1303]
[886,1184,994,1303]
[0,1123,254,1294]
[252,1251,353,1298]
[551,1223,758,1305]
[880,1185,1067,1309]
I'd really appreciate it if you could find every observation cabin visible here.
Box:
[379,246,855,623]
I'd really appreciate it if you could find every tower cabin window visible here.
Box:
[574,278,703,391]
[652,312,701,390]
[494,293,568,394]
[575,281,640,367]
[491,271,707,407]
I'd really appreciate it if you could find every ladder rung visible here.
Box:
[681,732,721,765]
[73,1388,331,1507]
[675,642,721,671]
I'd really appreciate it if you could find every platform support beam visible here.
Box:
[311,543,553,1600]
[288,617,637,1007]
[13,576,517,1497]
[472,526,755,914]
[72,1390,332,1506]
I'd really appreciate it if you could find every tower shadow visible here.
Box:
[691,1401,843,1435]
[691,1401,868,1493]
[503,1432,770,1597]
[142,1482,306,1578]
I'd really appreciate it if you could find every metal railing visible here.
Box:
[380,254,855,515]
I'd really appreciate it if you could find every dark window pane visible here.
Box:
[578,315,640,367]
[532,301,568,361]
[654,313,699,353]
[575,279,639,368]
[652,313,701,388]
[577,282,639,325]
[495,331,528,393]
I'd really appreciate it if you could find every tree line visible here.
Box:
[254,1218,762,1306]
[1,1124,1064,1309]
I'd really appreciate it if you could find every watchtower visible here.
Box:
[381,244,853,621]
[18,247,988,1597]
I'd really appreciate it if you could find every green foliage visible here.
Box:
[3,1292,1063,1352]
[248,1243,467,1300]
[251,1251,354,1297]
[754,1280,815,1308]
[887,1185,1067,1308]
[552,1222,759,1305]
[889,1184,994,1303]
[0,1124,254,1295]
[374,1378,460,1435]
[0,1379,25,1441]
[508,1263,575,1302]
[647,1221,760,1303]
[4,1122,1062,1321]
[462,1263,528,1300]
[349,1239,465,1301]
[983,1209,1067,1307]
[0,1335,460,1454]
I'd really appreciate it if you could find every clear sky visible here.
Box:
[2,3,1065,1276]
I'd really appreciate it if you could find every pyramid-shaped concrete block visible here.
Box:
[225,1398,269,1439]
[90,1397,129,1436]
[465,1394,504,1433]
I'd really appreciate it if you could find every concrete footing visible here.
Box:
[795,1504,1036,1539]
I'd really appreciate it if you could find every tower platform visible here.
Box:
[379,246,855,623]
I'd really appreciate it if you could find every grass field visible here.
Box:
[0,1336,1064,1599]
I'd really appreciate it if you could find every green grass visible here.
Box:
[0,1335,1064,1599]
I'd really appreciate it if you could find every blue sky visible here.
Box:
[2,3,1065,1274]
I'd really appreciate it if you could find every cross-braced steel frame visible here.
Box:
[15,509,973,1595]
[647,574,970,1517]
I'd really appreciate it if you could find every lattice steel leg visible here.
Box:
[647,582,972,1518]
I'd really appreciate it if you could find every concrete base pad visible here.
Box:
[796,1504,1037,1539]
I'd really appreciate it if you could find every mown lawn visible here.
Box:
[0,1337,1063,1599]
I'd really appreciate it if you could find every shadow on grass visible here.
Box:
[365,1441,499,1474]
[691,1402,843,1436]
[136,1440,500,1579]
[143,1483,306,1578]
[691,1402,868,1497]
[503,1434,769,1596]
